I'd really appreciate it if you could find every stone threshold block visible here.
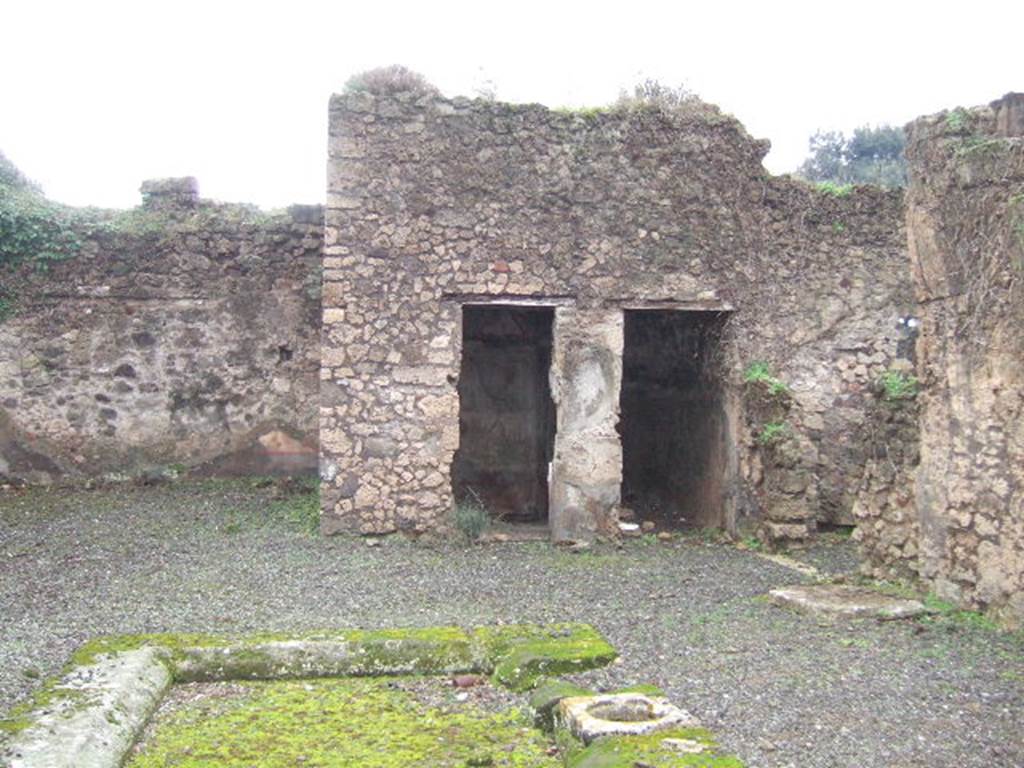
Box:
[769,583,926,619]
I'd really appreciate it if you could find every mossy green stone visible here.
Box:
[529,679,594,730]
[484,624,617,691]
[71,627,478,681]
[563,728,745,768]
[3,624,619,753]
[125,677,560,768]
[608,683,666,697]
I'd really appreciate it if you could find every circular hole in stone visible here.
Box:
[587,698,656,723]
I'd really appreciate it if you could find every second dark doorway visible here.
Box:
[619,310,729,530]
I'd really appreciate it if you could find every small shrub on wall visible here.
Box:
[743,361,790,397]
[879,370,919,401]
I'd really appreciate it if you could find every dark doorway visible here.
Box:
[452,306,556,524]
[619,310,729,529]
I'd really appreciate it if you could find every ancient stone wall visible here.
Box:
[321,81,911,539]
[0,178,323,481]
[902,93,1024,624]
[851,387,920,580]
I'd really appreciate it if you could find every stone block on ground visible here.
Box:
[768,583,925,619]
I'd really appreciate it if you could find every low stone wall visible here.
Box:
[901,93,1024,624]
[0,178,323,481]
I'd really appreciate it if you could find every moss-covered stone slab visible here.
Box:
[64,623,615,688]
[1,647,171,768]
[769,584,926,619]
[69,626,476,676]
[558,727,745,767]
[174,631,478,682]
[482,624,617,691]
[529,679,595,730]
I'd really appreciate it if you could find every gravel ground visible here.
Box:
[1,480,1022,768]
[784,533,863,578]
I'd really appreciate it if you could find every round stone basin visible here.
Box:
[558,693,699,743]
[587,697,657,722]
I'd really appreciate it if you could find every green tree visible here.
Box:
[797,124,907,188]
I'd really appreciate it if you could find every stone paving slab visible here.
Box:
[769,584,926,619]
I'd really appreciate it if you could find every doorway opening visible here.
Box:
[452,305,556,525]
[619,310,730,530]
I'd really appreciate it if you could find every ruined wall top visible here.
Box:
[140,177,200,211]
[992,92,1024,137]
[906,92,1024,163]
[904,93,1024,305]
[329,84,773,182]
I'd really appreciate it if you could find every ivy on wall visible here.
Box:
[0,153,84,319]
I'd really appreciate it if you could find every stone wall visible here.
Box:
[901,93,1024,624]
[851,387,920,580]
[0,178,323,481]
[321,80,911,539]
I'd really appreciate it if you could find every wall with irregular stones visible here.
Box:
[851,388,920,580]
[902,93,1024,624]
[321,80,912,539]
[0,178,322,481]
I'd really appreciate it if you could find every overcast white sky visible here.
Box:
[2,1,1021,209]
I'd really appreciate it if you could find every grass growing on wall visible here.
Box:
[816,180,855,197]
[879,370,919,401]
[742,362,789,396]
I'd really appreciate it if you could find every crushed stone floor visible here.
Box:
[1,480,1022,768]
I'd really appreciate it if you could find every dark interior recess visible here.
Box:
[619,310,729,529]
[452,306,556,523]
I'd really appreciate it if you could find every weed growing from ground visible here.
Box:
[740,535,762,551]
[274,478,320,534]
[452,489,489,541]
[215,476,321,535]
[921,593,1000,632]
[221,512,243,535]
